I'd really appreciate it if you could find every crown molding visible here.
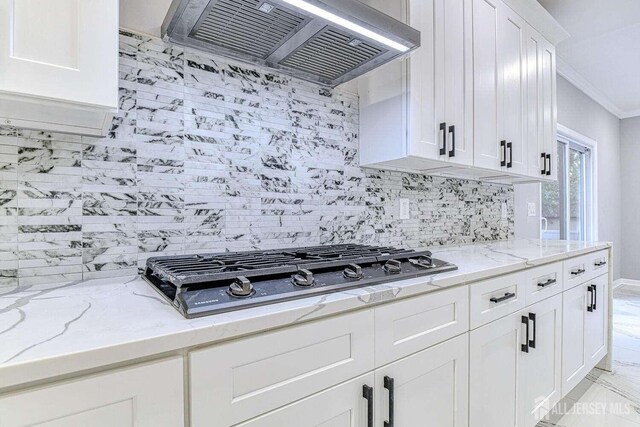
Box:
[556,57,624,119]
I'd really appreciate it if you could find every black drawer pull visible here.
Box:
[440,122,447,156]
[587,285,595,312]
[546,154,552,176]
[362,385,373,427]
[490,292,516,303]
[537,278,556,288]
[448,125,456,157]
[507,142,513,168]
[541,152,547,175]
[501,140,507,167]
[529,313,537,349]
[384,376,395,427]
[591,284,597,311]
[594,261,607,267]
[521,315,530,353]
[571,268,586,276]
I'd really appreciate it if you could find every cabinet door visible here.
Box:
[237,373,374,427]
[376,334,469,426]
[525,27,545,178]
[472,0,503,171]
[408,0,440,160]
[586,275,609,369]
[0,0,118,108]
[541,39,558,181]
[499,4,527,175]
[519,295,563,427]
[0,357,184,427]
[561,283,589,396]
[470,310,523,427]
[436,0,473,166]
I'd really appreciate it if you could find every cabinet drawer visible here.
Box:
[525,262,563,305]
[0,357,184,427]
[588,249,610,278]
[374,286,469,366]
[470,271,526,329]
[190,309,374,426]
[563,250,609,290]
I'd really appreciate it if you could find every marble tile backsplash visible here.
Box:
[0,30,513,289]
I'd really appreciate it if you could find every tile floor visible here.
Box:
[538,284,640,426]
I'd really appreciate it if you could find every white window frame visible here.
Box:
[545,124,598,241]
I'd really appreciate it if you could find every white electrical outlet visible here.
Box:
[399,199,410,220]
[501,203,508,219]
[528,202,537,217]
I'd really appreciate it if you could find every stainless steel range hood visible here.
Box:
[162,0,420,87]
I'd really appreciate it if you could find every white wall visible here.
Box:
[515,75,622,279]
[620,116,640,279]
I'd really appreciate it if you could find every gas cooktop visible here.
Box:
[143,244,457,318]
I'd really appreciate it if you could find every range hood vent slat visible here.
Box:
[163,0,420,87]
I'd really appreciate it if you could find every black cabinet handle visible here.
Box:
[440,122,447,156]
[507,142,513,168]
[592,284,597,311]
[537,278,557,288]
[362,385,373,427]
[529,313,537,349]
[546,154,552,176]
[501,140,507,167]
[490,292,516,303]
[587,285,594,312]
[541,152,547,175]
[384,376,394,427]
[571,268,586,276]
[594,261,607,267]
[521,315,530,353]
[448,125,456,157]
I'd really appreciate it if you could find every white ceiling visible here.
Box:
[119,0,173,38]
[539,0,640,118]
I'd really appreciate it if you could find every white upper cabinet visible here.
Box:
[359,0,473,171]
[358,0,566,182]
[0,0,118,136]
[472,0,502,172]
[525,26,558,180]
[499,5,527,175]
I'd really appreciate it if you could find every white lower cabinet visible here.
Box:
[470,308,522,427]
[519,295,563,426]
[236,373,375,427]
[375,333,469,427]
[562,274,609,396]
[0,357,184,427]
[470,293,562,427]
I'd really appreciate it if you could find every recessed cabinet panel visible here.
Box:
[190,309,374,426]
[561,283,588,395]
[472,0,502,171]
[12,0,79,69]
[376,334,469,427]
[541,41,557,181]
[0,357,184,427]
[236,373,374,427]
[499,6,527,175]
[470,311,522,427]
[0,0,118,108]
[519,295,563,426]
[586,275,609,367]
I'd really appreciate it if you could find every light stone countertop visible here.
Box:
[0,239,611,390]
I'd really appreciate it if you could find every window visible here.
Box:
[541,133,594,241]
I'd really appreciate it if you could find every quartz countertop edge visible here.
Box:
[0,239,611,390]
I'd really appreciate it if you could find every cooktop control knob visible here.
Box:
[228,276,254,297]
[343,263,364,279]
[383,259,402,274]
[409,254,433,269]
[292,269,315,287]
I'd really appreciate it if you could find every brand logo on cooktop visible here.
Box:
[195,299,220,305]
